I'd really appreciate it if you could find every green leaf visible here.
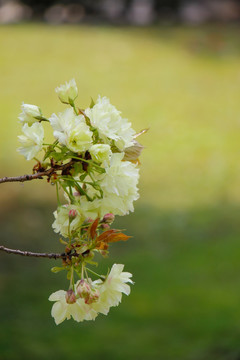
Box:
[51,151,63,162]
[89,97,95,108]
[71,162,83,176]
[80,173,88,181]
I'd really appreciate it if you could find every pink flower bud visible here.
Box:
[85,288,100,304]
[101,223,110,230]
[69,209,77,220]
[76,279,91,299]
[83,217,93,225]
[102,213,115,224]
[65,289,76,304]
[73,191,81,197]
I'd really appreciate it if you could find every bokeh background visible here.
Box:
[1,1,240,359]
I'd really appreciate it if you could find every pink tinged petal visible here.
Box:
[84,308,99,321]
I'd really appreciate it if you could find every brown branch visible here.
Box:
[0,245,62,259]
[0,171,50,184]
[0,160,75,184]
[0,245,79,260]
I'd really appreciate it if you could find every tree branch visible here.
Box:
[0,160,75,184]
[0,171,50,184]
[0,245,62,259]
[0,245,79,260]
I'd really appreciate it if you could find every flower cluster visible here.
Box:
[49,264,133,324]
[17,79,145,324]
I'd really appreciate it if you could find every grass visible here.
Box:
[0,24,240,359]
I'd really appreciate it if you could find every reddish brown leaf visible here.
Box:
[96,229,117,243]
[106,233,131,243]
[95,242,109,250]
[96,231,131,246]
[89,218,99,240]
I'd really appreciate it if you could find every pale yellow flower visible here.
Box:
[55,79,78,104]
[17,122,44,160]
[18,103,42,125]
[49,290,97,325]
[85,96,135,150]
[89,144,111,163]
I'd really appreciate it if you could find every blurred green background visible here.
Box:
[1,24,240,360]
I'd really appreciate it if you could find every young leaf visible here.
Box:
[89,97,95,108]
[89,218,99,240]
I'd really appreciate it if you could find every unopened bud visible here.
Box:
[102,213,115,224]
[69,209,77,221]
[73,191,81,197]
[83,217,93,225]
[65,289,76,304]
[76,279,91,299]
[85,288,100,304]
[55,79,78,105]
[101,223,110,230]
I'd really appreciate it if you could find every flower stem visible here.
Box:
[85,267,105,281]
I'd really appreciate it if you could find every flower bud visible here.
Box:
[18,103,42,125]
[69,209,77,221]
[73,191,81,197]
[65,289,76,304]
[83,217,94,225]
[100,223,110,230]
[85,288,100,304]
[102,213,115,224]
[55,79,78,104]
[76,279,91,299]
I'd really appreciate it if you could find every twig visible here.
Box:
[0,245,61,259]
[0,172,50,184]
[0,160,74,184]
[0,245,79,260]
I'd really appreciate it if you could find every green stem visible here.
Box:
[56,182,61,206]
[39,117,49,122]
[85,267,105,281]
[70,156,105,172]
[73,181,93,201]
[69,266,75,289]
[59,182,75,203]
[68,221,72,245]
[69,99,78,115]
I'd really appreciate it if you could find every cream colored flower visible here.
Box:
[66,121,93,153]
[85,96,135,151]
[55,79,78,104]
[49,108,75,145]
[17,122,44,160]
[49,264,133,324]
[49,108,92,152]
[98,153,139,216]
[92,264,133,313]
[89,144,111,163]
[66,153,139,217]
[49,290,97,325]
[18,103,42,125]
